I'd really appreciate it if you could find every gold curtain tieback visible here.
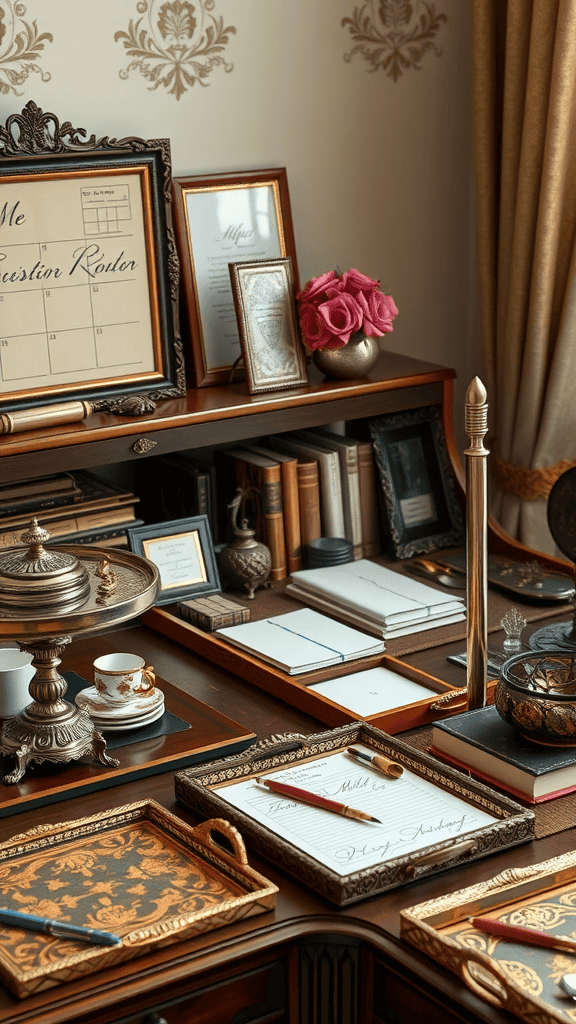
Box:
[491,447,576,501]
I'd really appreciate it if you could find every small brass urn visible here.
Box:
[218,488,272,600]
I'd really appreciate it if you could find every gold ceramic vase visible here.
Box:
[312,331,380,380]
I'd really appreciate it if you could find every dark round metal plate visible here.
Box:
[547,465,576,563]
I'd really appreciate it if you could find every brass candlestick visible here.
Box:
[465,378,489,709]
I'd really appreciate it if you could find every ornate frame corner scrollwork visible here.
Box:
[0,100,186,417]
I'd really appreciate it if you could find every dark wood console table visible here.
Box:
[0,617,571,1024]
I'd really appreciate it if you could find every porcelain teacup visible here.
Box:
[93,653,155,706]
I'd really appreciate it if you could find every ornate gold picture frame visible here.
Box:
[0,102,185,415]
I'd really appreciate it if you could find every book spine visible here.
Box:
[279,458,302,574]
[296,461,322,549]
[316,451,344,538]
[356,441,380,558]
[235,458,287,581]
[0,506,137,547]
[341,446,363,559]
[0,488,82,518]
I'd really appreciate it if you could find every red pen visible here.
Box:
[255,777,381,822]
[471,915,576,952]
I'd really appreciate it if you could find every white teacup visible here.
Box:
[93,653,155,706]
[0,649,35,719]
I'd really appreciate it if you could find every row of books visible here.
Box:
[135,428,383,581]
[0,470,142,549]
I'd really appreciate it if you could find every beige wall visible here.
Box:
[0,0,480,448]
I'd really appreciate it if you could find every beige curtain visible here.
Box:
[473,0,576,555]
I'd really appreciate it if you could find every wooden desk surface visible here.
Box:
[0,619,573,1024]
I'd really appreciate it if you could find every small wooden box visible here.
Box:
[177,594,250,631]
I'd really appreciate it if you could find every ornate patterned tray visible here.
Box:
[401,851,576,1023]
[175,722,535,906]
[0,800,277,998]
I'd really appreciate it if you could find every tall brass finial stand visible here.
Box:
[465,377,489,709]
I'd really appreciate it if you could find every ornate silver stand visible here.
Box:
[0,522,159,784]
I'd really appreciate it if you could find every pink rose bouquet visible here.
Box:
[297,269,398,351]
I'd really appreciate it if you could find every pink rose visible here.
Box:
[299,303,334,350]
[296,270,337,304]
[338,268,380,298]
[357,290,399,337]
[318,292,363,345]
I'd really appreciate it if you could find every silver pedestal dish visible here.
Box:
[0,520,159,784]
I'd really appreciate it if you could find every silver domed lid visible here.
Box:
[0,519,90,611]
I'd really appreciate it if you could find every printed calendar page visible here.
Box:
[0,168,157,397]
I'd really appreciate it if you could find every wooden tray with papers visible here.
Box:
[175,722,535,906]
[144,604,497,733]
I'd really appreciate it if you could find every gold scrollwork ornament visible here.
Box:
[115,0,236,100]
[0,2,53,97]
[342,0,447,81]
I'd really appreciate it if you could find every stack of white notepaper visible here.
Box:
[215,607,385,674]
[286,560,466,639]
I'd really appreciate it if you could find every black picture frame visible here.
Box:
[127,516,220,606]
[369,406,464,558]
[0,101,185,414]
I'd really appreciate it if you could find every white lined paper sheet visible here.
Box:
[217,749,498,875]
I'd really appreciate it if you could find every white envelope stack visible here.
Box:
[286,559,466,639]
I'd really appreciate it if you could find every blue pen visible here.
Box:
[0,907,121,946]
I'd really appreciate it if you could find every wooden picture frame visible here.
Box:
[127,516,220,606]
[172,168,299,387]
[369,406,464,558]
[0,102,185,414]
[229,257,308,395]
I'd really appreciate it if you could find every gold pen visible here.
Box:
[346,747,403,778]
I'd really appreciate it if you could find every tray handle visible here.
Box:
[430,689,468,713]
[194,817,249,866]
[451,943,518,1009]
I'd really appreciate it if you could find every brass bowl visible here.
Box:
[495,650,576,745]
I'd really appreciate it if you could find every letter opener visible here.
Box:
[255,777,381,822]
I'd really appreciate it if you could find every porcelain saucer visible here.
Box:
[92,701,165,732]
[75,685,164,721]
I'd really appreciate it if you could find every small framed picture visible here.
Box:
[369,406,464,558]
[228,258,308,395]
[127,517,221,606]
[172,168,299,387]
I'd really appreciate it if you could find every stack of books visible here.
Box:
[131,430,382,581]
[0,470,142,550]
[430,704,576,804]
[286,559,466,639]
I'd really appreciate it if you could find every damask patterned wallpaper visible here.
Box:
[0,0,477,427]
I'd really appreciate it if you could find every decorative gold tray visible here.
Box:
[401,851,576,1023]
[175,722,535,906]
[0,800,277,998]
